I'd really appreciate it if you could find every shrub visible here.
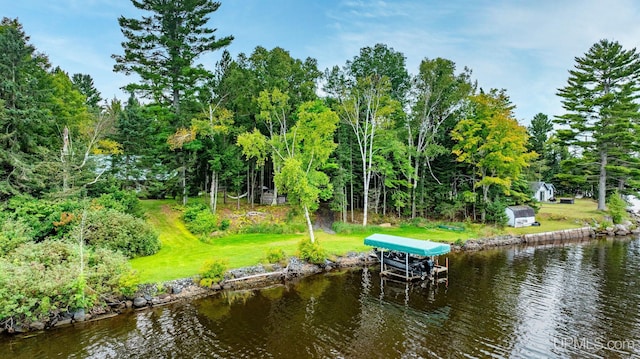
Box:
[81,209,160,258]
[0,218,33,256]
[183,204,219,235]
[266,247,286,264]
[0,241,133,322]
[3,195,83,241]
[199,259,227,287]
[186,210,218,235]
[92,190,144,218]
[331,221,378,234]
[219,219,231,231]
[298,239,327,265]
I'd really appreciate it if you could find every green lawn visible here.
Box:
[132,198,605,284]
[505,198,604,235]
[130,200,477,283]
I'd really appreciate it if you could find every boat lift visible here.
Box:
[364,233,451,282]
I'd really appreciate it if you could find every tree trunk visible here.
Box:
[182,162,187,206]
[210,169,218,214]
[342,186,347,223]
[303,204,315,243]
[272,164,279,206]
[350,156,354,223]
[61,126,70,193]
[598,151,607,210]
[411,161,419,219]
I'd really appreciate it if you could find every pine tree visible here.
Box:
[556,39,640,210]
[113,0,233,119]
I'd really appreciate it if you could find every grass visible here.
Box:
[131,198,605,283]
[130,200,478,283]
[505,198,605,235]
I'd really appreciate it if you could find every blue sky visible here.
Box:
[3,0,640,123]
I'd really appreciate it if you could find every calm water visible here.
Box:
[2,237,640,358]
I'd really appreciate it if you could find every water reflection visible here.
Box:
[2,238,640,358]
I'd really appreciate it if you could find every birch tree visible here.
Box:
[329,74,398,225]
[407,57,473,218]
[238,100,338,242]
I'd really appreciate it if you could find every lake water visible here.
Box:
[2,237,640,358]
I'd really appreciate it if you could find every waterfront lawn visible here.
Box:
[133,198,603,283]
[505,198,604,235]
[131,200,478,283]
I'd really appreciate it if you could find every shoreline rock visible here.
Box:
[3,225,638,335]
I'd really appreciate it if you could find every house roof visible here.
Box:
[506,205,535,218]
[530,181,555,192]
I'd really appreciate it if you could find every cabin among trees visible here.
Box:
[505,205,536,227]
[530,181,556,202]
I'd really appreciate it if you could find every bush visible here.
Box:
[183,204,219,235]
[219,219,231,231]
[3,195,83,241]
[199,259,227,287]
[266,247,286,264]
[298,239,327,265]
[81,209,160,258]
[92,190,144,218]
[0,241,133,322]
[187,210,218,235]
[0,218,33,256]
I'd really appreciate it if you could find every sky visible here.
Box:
[3,0,640,124]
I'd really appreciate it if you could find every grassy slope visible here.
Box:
[505,198,604,235]
[131,200,477,283]
[132,198,605,283]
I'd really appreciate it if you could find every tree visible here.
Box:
[451,90,536,222]
[556,39,640,210]
[346,43,410,103]
[407,57,474,218]
[528,113,552,154]
[239,100,338,242]
[327,73,399,226]
[113,0,233,115]
[0,18,55,197]
[527,113,553,181]
[71,73,102,110]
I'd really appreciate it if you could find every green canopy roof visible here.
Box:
[364,233,451,256]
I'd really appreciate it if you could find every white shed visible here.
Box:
[505,205,536,227]
[530,181,556,202]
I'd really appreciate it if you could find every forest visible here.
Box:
[2,0,640,327]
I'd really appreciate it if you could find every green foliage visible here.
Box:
[82,209,160,258]
[117,270,140,298]
[241,221,305,235]
[332,222,379,234]
[556,39,640,210]
[265,247,286,264]
[298,239,327,265]
[607,192,628,224]
[3,195,82,241]
[0,241,133,322]
[219,219,231,231]
[182,204,219,235]
[199,259,227,287]
[485,200,508,226]
[92,190,144,218]
[0,218,32,255]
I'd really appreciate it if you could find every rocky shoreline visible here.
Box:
[3,224,639,335]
